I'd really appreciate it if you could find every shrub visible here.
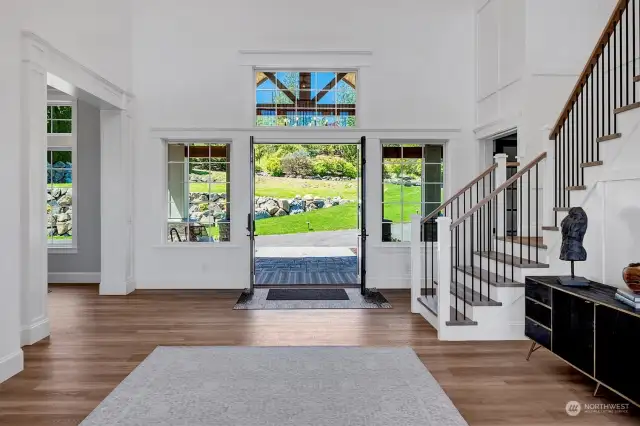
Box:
[312,155,358,178]
[281,151,313,176]
[264,155,283,176]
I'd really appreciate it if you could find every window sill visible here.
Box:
[48,246,78,254]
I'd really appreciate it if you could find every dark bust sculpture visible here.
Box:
[558,207,590,286]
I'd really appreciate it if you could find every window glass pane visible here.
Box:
[424,184,443,204]
[256,70,355,127]
[52,120,72,133]
[425,163,443,182]
[425,145,443,163]
[47,149,73,246]
[168,142,230,243]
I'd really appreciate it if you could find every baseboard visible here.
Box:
[21,317,50,346]
[0,349,24,383]
[48,272,100,284]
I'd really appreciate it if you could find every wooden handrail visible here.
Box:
[450,152,547,229]
[421,163,497,224]
[549,0,630,139]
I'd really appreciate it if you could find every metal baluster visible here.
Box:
[470,213,474,304]
[536,163,539,264]
[527,171,531,264]
[633,0,637,104]
[554,135,558,228]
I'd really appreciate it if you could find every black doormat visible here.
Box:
[266,288,350,301]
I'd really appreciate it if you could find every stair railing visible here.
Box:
[550,0,637,226]
[411,161,499,316]
[444,152,547,323]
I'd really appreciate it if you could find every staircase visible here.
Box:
[411,0,639,340]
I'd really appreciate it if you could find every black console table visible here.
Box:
[525,276,640,407]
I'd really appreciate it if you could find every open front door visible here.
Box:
[359,136,367,295]
[247,136,256,294]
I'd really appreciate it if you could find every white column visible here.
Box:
[410,214,422,313]
[100,109,134,295]
[493,153,508,238]
[20,58,50,346]
[436,216,452,335]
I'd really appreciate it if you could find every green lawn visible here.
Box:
[189,174,359,200]
[256,204,357,236]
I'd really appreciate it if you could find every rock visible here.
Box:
[189,205,200,215]
[255,208,270,220]
[197,193,209,202]
[56,213,71,222]
[324,203,332,208]
[307,203,318,211]
[56,222,71,235]
[256,197,268,205]
[295,194,302,199]
[191,211,204,220]
[274,209,287,217]
[303,194,314,201]
[289,200,305,215]
[279,199,290,213]
[47,193,53,202]
[313,200,325,208]
[67,229,73,236]
[209,193,221,202]
[58,194,72,207]
[339,199,350,205]
[52,188,61,198]
[264,200,279,216]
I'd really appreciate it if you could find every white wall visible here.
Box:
[48,100,101,282]
[0,2,25,384]
[131,0,477,289]
[22,0,132,90]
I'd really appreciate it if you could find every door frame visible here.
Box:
[248,136,366,290]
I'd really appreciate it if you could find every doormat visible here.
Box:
[266,288,349,301]
[234,288,392,310]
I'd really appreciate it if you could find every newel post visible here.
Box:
[410,214,422,313]
[436,216,452,333]
[542,126,555,234]
[494,153,508,238]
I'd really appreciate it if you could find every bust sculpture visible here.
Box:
[558,207,590,286]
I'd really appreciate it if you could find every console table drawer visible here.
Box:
[525,318,551,349]
[526,298,551,328]
[525,280,551,306]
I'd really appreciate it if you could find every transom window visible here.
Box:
[382,144,444,242]
[167,142,231,243]
[255,71,357,127]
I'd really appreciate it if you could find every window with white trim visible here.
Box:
[382,144,444,242]
[255,71,357,127]
[167,142,231,243]
[47,104,75,247]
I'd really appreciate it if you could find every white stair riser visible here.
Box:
[494,240,546,260]
[453,268,520,301]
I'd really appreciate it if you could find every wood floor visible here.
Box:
[0,285,637,425]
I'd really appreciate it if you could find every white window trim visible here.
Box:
[253,68,359,129]
[47,99,77,252]
[163,140,232,245]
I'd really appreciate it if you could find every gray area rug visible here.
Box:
[81,346,468,426]
[256,256,358,285]
[234,288,392,309]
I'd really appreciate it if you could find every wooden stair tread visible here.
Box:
[474,251,549,268]
[417,296,477,326]
[454,265,523,287]
[431,280,502,306]
[496,236,547,249]
[542,226,559,231]
[581,161,603,168]
[566,185,587,191]
[553,207,570,212]
[614,102,640,114]
[634,75,640,82]
[450,282,502,306]
[596,133,621,143]
[447,307,477,326]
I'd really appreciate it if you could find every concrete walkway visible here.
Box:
[255,229,358,248]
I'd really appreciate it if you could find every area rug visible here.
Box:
[80,346,468,426]
[234,288,392,309]
[256,256,358,285]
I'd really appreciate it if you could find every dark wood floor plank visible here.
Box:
[0,285,636,425]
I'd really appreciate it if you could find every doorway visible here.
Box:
[247,137,367,294]
[494,133,518,236]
